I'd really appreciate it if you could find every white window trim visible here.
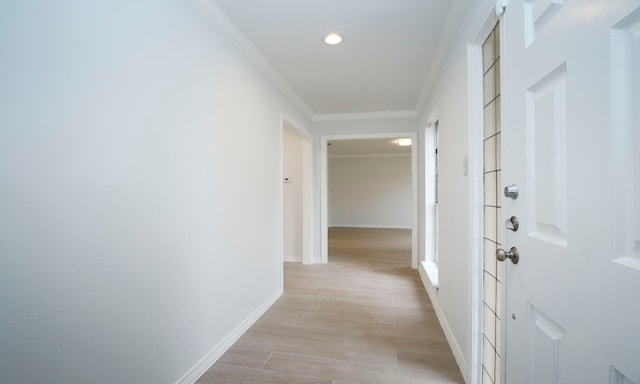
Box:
[423,115,439,289]
[422,260,439,289]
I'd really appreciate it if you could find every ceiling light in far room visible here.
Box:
[324,33,343,45]
[396,138,412,146]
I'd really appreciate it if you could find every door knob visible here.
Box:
[504,184,519,199]
[496,246,519,264]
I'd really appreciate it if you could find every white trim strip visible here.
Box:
[190,0,314,119]
[328,153,411,159]
[329,224,412,230]
[175,289,283,384]
[419,265,469,383]
[313,110,418,122]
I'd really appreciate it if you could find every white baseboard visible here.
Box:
[283,254,301,263]
[419,264,469,383]
[329,224,411,229]
[175,289,283,384]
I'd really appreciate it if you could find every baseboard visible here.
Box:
[329,224,411,229]
[175,288,283,384]
[419,265,469,383]
[283,254,301,263]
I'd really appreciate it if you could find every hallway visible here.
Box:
[197,228,463,383]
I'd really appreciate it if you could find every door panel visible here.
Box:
[526,63,567,246]
[526,303,565,384]
[611,7,640,270]
[502,0,640,383]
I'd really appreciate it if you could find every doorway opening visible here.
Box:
[320,132,418,268]
[282,118,313,270]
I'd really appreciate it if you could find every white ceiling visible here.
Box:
[213,0,468,118]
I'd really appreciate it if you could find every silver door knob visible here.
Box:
[496,247,519,264]
[504,184,519,199]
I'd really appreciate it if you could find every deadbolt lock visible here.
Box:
[504,184,519,199]
[505,216,519,232]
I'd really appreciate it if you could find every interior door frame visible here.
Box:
[281,114,314,274]
[320,131,418,268]
[467,3,503,384]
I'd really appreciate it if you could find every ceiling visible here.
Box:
[327,138,411,156]
[213,0,469,119]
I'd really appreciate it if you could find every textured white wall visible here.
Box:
[283,126,303,261]
[0,1,310,383]
[329,156,412,228]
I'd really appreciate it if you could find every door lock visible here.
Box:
[505,216,519,232]
[496,246,520,264]
[504,184,519,199]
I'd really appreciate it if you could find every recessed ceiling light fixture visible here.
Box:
[324,33,343,45]
[396,138,412,146]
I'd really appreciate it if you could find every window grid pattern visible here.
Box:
[482,23,504,384]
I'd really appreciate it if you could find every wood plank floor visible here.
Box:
[196,227,463,384]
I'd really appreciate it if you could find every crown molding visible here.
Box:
[313,110,419,122]
[190,0,314,119]
[415,0,472,113]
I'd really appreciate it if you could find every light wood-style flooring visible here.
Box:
[196,227,463,383]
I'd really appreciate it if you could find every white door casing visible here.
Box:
[282,117,314,267]
[501,1,640,383]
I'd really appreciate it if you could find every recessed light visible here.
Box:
[324,33,343,45]
[396,138,412,146]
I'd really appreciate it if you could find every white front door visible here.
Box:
[501,1,640,383]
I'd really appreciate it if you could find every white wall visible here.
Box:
[313,117,419,136]
[416,0,495,380]
[0,1,311,383]
[329,155,412,228]
[283,125,303,261]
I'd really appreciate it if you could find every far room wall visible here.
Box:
[329,155,411,228]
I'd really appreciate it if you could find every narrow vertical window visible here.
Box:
[434,120,439,264]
